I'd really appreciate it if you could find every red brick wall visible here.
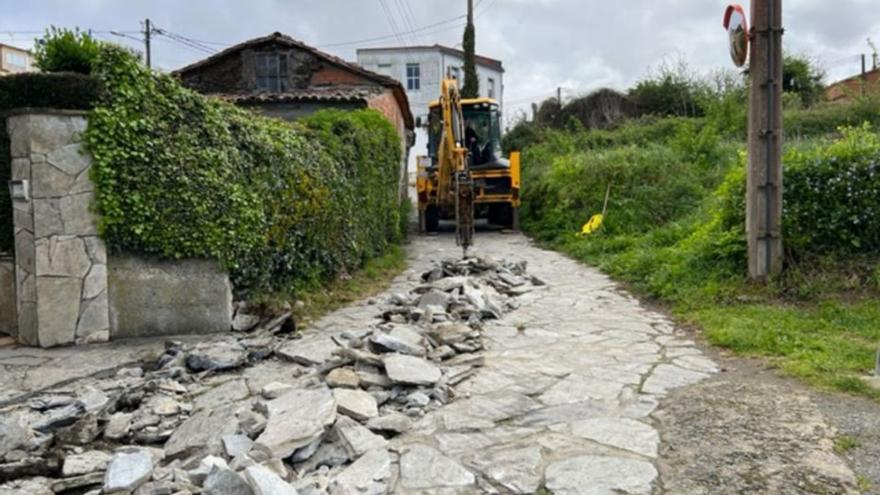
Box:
[368,90,410,201]
[826,70,880,102]
[311,65,372,86]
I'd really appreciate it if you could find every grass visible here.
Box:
[518,112,880,400]
[689,300,880,399]
[294,244,408,323]
[834,435,861,454]
[252,244,408,326]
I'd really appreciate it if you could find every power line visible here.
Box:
[317,14,466,48]
[378,0,406,46]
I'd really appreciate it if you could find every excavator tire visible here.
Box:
[488,203,514,228]
[425,204,440,232]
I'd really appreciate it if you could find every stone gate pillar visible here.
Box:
[7,111,109,347]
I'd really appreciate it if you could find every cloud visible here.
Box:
[2,0,876,119]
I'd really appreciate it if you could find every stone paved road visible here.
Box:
[379,232,716,494]
[338,231,857,494]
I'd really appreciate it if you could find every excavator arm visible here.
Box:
[436,78,474,257]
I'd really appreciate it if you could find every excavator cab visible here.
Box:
[419,97,520,233]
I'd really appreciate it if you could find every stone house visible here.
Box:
[175,32,415,201]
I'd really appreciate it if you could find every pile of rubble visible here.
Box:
[0,257,543,495]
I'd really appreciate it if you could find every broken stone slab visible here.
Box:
[57,414,102,445]
[326,368,360,389]
[239,411,267,439]
[383,355,441,386]
[203,466,254,495]
[32,401,85,432]
[243,464,298,495]
[365,413,413,434]
[195,379,251,411]
[223,435,254,459]
[261,382,294,400]
[188,455,228,486]
[297,441,349,473]
[164,404,239,459]
[355,371,391,389]
[424,276,469,293]
[418,290,451,310]
[276,336,338,367]
[233,312,262,333]
[252,386,336,459]
[62,450,111,477]
[0,415,32,458]
[332,388,378,421]
[370,329,425,357]
[428,323,476,345]
[103,448,156,494]
[330,448,390,494]
[186,342,248,372]
[399,444,475,490]
[51,472,104,493]
[334,417,387,458]
[29,394,76,411]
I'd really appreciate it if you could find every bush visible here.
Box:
[86,45,403,294]
[34,27,101,74]
[782,124,880,254]
[0,72,100,111]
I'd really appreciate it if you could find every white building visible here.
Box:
[357,45,504,169]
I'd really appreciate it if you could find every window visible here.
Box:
[449,66,460,81]
[406,63,420,91]
[377,63,393,76]
[256,52,287,92]
[4,52,26,70]
[487,77,495,99]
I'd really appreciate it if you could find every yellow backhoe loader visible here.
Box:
[416,78,521,256]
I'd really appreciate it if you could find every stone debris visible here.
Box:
[103,448,156,494]
[0,256,541,495]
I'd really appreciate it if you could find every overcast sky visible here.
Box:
[1,0,878,122]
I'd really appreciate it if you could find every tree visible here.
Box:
[34,27,101,74]
[461,0,479,98]
[782,54,825,107]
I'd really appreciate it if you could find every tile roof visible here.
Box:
[219,86,381,104]
[175,32,413,128]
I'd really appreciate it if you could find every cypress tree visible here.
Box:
[461,0,479,98]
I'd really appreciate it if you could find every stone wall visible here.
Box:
[0,256,15,336]
[108,255,232,339]
[7,111,109,347]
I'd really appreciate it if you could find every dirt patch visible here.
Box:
[654,345,873,494]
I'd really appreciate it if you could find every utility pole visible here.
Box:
[861,54,867,97]
[557,86,562,107]
[143,18,152,69]
[746,0,783,280]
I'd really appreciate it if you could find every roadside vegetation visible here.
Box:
[0,29,410,307]
[508,57,880,398]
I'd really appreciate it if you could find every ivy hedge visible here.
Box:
[86,45,404,293]
[0,72,101,253]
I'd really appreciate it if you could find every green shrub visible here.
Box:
[34,27,102,74]
[783,124,880,254]
[785,97,880,139]
[86,44,403,294]
[0,72,100,111]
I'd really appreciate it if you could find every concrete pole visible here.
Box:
[746,0,783,280]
